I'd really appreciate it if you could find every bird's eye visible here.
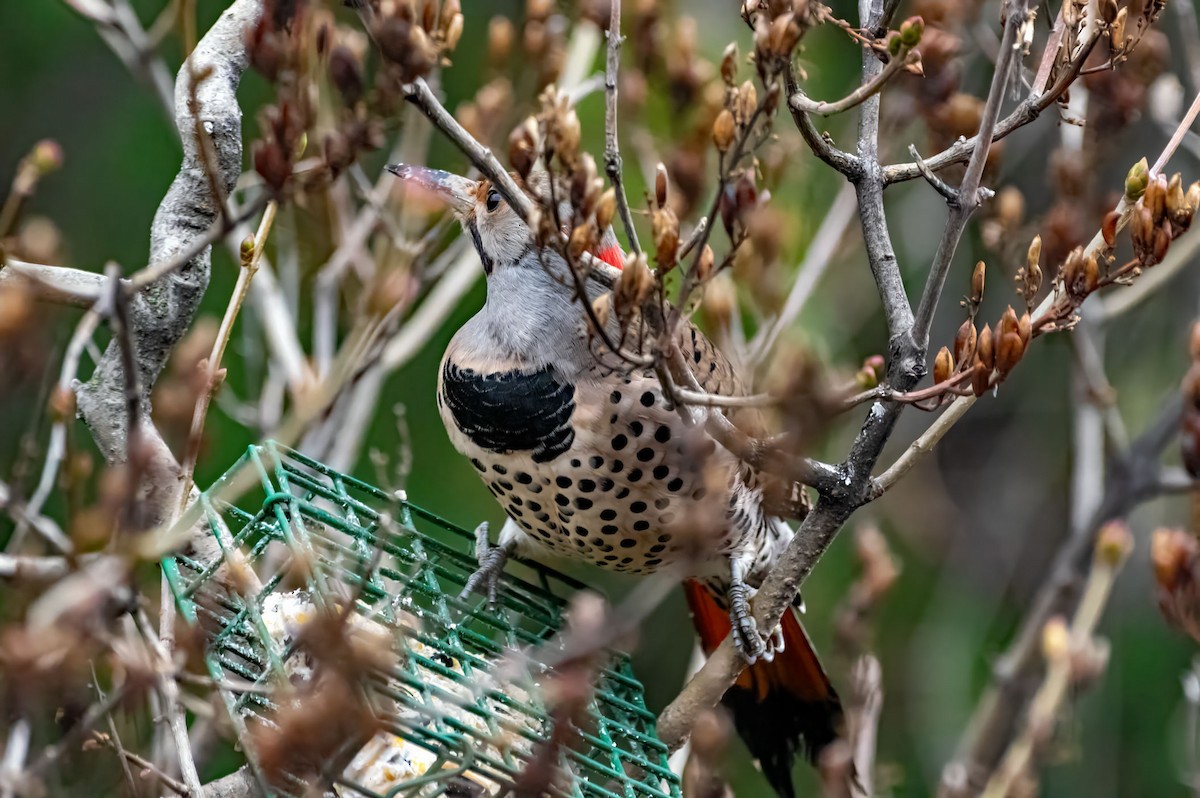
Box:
[485,188,501,213]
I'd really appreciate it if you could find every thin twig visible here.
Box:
[748,181,858,365]
[132,608,204,797]
[603,0,641,255]
[789,48,916,116]
[883,28,1101,184]
[981,530,1130,797]
[177,200,277,507]
[912,1,1028,349]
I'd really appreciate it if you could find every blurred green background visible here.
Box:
[4,1,1200,795]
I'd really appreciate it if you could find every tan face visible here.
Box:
[387,164,532,275]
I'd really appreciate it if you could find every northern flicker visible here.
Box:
[388,163,842,797]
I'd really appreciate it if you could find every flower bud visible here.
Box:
[1095,520,1133,568]
[240,235,256,265]
[1018,311,1031,346]
[655,162,669,208]
[886,30,903,56]
[713,109,736,152]
[1125,157,1149,202]
[933,346,954,384]
[31,139,64,175]
[899,15,925,47]
[1042,616,1070,662]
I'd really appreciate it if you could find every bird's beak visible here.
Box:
[386,164,478,216]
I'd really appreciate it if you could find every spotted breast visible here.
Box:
[436,326,780,581]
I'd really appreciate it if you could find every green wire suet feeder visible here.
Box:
[163,441,681,798]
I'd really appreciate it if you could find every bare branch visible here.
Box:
[603,0,641,255]
[76,0,264,464]
[883,28,1101,185]
[789,48,916,117]
[912,1,1029,349]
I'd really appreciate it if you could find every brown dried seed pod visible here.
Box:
[933,346,954,384]
[569,221,596,260]
[712,109,736,152]
[735,80,757,124]
[1018,312,1032,346]
[954,319,977,365]
[652,206,680,267]
[1169,173,1190,227]
[696,245,715,283]
[971,359,990,397]
[995,330,1025,379]
[595,188,616,231]
[655,162,669,208]
[970,261,985,305]
[976,323,994,371]
[720,42,739,86]
[1101,209,1120,248]
[488,16,514,66]
[1146,174,1168,224]
[508,117,538,178]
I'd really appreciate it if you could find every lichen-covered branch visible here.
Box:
[75,0,263,465]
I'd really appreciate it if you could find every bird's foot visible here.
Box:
[459,522,512,607]
[728,578,779,665]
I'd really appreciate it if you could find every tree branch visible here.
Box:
[911,0,1028,349]
[75,0,262,464]
[603,0,641,255]
[942,394,1183,791]
[883,28,1100,185]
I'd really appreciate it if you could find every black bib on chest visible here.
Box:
[441,361,576,463]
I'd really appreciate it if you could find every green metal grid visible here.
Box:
[163,441,681,798]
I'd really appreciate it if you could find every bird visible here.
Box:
[387,162,843,797]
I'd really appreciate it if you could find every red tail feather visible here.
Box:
[683,579,843,798]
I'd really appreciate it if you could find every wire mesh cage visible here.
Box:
[162,441,682,798]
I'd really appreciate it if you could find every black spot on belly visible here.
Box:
[441,361,575,463]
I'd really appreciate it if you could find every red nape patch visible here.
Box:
[595,245,625,270]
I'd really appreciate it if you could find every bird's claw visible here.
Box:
[729,587,779,664]
[459,522,510,607]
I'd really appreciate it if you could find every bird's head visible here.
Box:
[386,164,624,276]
